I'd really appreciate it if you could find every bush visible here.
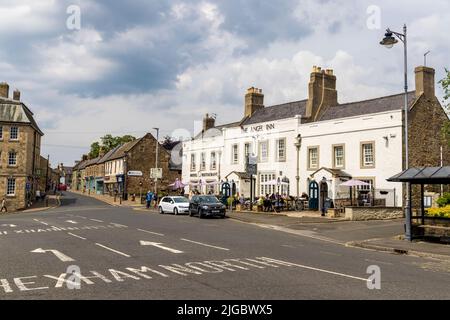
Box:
[436,193,450,207]
[426,205,450,218]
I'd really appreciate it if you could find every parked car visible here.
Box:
[58,184,67,191]
[189,195,226,219]
[159,196,190,215]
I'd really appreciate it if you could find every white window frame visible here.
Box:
[190,154,196,172]
[259,141,269,163]
[8,151,17,166]
[361,142,375,168]
[7,178,16,196]
[232,144,239,164]
[333,144,345,169]
[244,143,252,163]
[276,138,286,162]
[210,152,217,170]
[307,146,319,170]
[200,152,206,171]
[10,126,18,140]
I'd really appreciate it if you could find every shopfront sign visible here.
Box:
[242,123,275,133]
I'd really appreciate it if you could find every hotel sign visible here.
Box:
[242,123,275,133]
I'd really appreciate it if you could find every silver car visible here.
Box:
[158,196,190,215]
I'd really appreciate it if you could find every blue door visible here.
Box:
[309,181,319,210]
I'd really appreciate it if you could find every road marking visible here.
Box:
[33,219,49,226]
[110,223,128,228]
[137,229,165,236]
[90,219,104,223]
[95,243,130,257]
[66,220,78,224]
[140,241,184,254]
[75,216,87,219]
[1,224,17,228]
[68,233,86,240]
[180,238,230,251]
[31,248,75,262]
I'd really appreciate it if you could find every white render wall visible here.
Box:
[182,110,404,206]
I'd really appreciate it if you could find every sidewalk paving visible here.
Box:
[21,194,60,213]
[69,189,146,208]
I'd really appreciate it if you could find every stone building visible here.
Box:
[182,65,449,211]
[0,83,43,211]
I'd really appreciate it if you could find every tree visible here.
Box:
[88,134,136,157]
[439,68,450,147]
[162,135,180,150]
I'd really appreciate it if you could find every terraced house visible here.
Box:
[0,83,43,211]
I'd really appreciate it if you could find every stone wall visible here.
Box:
[125,133,181,196]
[345,207,404,221]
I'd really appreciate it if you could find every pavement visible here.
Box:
[2,191,448,300]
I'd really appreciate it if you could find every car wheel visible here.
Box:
[198,209,204,219]
[174,207,179,215]
[189,208,194,217]
[159,206,164,214]
[221,213,226,219]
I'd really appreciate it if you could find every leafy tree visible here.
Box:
[89,134,136,157]
[439,69,450,147]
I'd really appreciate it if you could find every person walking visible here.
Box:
[146,191,153,209]
[153,193,159,209]
[1,197,7,213]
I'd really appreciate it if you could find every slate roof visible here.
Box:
[0,97,44,135]
[241,100,307,126]
[98,145,122,164]
[107,138,142,161]
[319,92,416,121]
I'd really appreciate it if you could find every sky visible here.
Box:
[0,0,449,166]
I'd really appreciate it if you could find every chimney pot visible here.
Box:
[415,66,435,99]
[13,89,20,101]
[245,87,264,117]
[0,82,9,98]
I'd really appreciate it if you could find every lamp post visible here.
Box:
[153,128,160,197]
[294,134,302,198]
[380,24,412,241]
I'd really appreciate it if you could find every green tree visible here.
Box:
[439,68,450,147]
[89,134,136,157]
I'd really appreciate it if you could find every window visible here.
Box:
[139,145,145,153]
[232,144,239,164]
[276,138,286,162]
[210,152,217,170]
[424,196,432,208]
[333,144,345,168]
[200,152,206,171]
[244,143,252,163]
[190,154,196,171]
[361,142,375,168]
[0,126,3,139]
[7,178,16,196]
[307,146,319,170]
[259,141,268,162]
[10,126,18,140]
[8,152,17,166]
[259,173,276,196]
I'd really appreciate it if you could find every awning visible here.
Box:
[387,166,450,184]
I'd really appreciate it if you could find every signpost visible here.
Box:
[246,155,258,211]
[127,171,143,177]
[150,168,162,179]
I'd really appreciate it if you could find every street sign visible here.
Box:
[150,168,162,179]
[248,155,258,165]
[127,170,143,177]
[246,164,257,175]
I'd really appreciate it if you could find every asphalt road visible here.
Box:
[0,192,449,300]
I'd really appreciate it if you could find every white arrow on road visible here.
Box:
[31,248,75,262]
[140,241,184,254]
[1,224,17,228]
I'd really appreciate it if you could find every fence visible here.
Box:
[334,188,397,207]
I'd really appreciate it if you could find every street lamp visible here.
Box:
[380,24,412,241]
[294,134,302,198]
[153,128,159,196]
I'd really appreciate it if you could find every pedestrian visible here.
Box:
[153,193,158,209]
[0,197,7,213]
[36,189,41,202]
[146,191,153,209]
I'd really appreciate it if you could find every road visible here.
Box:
[0,192,449,300]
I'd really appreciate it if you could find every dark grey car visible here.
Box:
[189,195,226,218]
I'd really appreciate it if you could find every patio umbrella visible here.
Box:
[339,179,370,206]
[169,178,187,190]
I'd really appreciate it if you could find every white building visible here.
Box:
[182,65,446,210]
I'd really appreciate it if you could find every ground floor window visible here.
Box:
[7,178,16,196]
[259,173,276,196]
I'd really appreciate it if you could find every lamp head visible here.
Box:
[380,30,398,49]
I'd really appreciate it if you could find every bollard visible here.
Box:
[119,196,122,205]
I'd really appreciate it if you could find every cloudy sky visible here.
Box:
[1,0,449,166]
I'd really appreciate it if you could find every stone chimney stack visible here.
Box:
[415,66,435,100]
[13,89,21,101]
[0,82,9,98]
[245,87,264,118]
[202,113,216,131]
[305,66,338,120]
[82,154,88,161]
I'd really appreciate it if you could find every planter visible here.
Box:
[425,218,450,227]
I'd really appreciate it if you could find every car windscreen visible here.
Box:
[173,197,189,203]
[198,196,220,203]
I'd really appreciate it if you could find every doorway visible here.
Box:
[308,181,319,210]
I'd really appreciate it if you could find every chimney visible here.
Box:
[305,66,338,120]
[82,154,88,161]
[415,66,435,99]
[0,82,9,98]
[202,113,216,131]
[245,87,264,117]
[13,89,20,101]
[99,147,106,158]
